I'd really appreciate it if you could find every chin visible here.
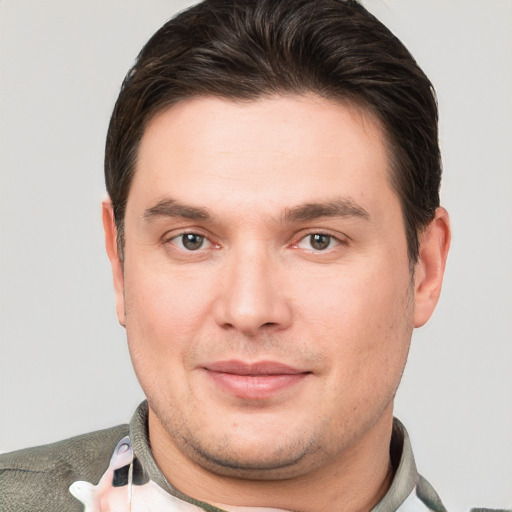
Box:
[190,449,316,481]
[172,424,321,480]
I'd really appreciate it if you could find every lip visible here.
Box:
[202,360,310,400]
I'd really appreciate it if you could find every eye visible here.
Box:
[296,233,339,251]
[169,233,212,251]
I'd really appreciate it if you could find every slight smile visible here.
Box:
[202,360,312,400]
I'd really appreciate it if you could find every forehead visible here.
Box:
[130,94,395,219]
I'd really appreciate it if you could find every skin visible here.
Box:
[103,95,450,512]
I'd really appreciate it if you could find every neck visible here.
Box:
[148,408,395,512]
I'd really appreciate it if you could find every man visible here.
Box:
[3,0,499,510]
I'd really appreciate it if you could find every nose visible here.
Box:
[213,244,293,336]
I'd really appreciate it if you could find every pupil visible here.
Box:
[311,234,330,250]
[183,233,204,250]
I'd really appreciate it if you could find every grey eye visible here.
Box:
[182,233,205,250]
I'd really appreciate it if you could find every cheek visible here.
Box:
[123,259,214,336]
[295,262,413,370]
[298,263,409,324]
[121,261,216,391]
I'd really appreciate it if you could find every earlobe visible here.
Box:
[101,199,126,328]
[413,207,451,328]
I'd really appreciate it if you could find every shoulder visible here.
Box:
[0,424,129,512]
[469,509,512,512]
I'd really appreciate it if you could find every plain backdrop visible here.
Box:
[0,1,511,510]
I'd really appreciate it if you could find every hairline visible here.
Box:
[114,91,420,266]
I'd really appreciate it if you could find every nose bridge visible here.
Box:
[214,238,291,334]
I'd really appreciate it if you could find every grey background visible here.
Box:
[1,0,511,510]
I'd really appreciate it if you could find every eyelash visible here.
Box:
[164,231,217,252]
[293,232,347,252]
[164,230,348,253]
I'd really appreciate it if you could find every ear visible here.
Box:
[413,207,451,328]
[102,199,126,327]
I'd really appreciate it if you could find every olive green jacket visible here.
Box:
[0,402,503,512]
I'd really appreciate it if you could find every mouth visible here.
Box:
[202,360,311,400]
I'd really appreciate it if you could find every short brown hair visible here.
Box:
[105,0,441,263]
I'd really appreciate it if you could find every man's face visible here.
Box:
[110,95,421,479]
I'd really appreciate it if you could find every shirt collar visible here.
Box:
[129,401,427,512]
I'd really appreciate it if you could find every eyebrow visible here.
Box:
[143,199,213,222]
[280,197,370,223]
[143,196,369,224]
